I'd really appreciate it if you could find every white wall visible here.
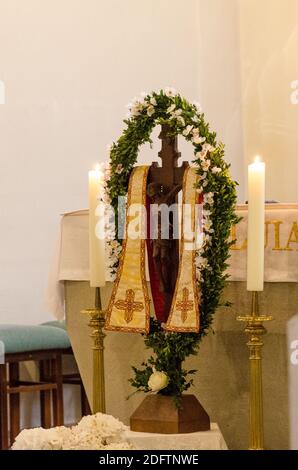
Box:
[196,0,246,201]
[0,0,200,326]
[238,0,298,202]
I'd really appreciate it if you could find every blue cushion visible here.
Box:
[0,325,71,354]
[41,320,67,330]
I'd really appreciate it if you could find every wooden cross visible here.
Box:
[176,287,194,323]
[149,125,189,320]
[114,289,144,324]
[149,124,189,189]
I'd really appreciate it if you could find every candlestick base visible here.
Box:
[81,287,106,414]
[237,291,272,450]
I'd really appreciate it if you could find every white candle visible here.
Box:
[88,164,106,287]
[247,156,265,291]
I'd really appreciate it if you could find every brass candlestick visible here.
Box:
[81,287,106,414]
[237,291,272,450]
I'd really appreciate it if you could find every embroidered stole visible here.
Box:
[105,166,150,333]
[165,167,200,332]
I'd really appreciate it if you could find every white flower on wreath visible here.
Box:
[191,129,206,145]
[204,233,212,243]
[196,256,208,269]
[182,125,193,137]
[203,209,211,216]
[198,172,207,181]
[150,96,157,106]
[147,104,155,117]
[203,219,213,232]
[204,192,214,204]
[167,103,176,113]
[164,86,177,97]
[115,164,123,174]
[110,239,121,250]
[168,107,184,126]
[131,103,143,117]
[172,108,182,117]
[201,160,211,171]
[212,166,221,174]
[202,143,215,154]
[193,101,202,113]
[199,152,207,162]
[128,96,146,117]
[177,116,185,126]
[192,135,206,145]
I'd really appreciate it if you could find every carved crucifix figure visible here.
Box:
[148,125,189,320]
[147,182,181,295]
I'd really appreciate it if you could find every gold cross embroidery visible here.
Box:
[176,287,194,323]
[114,289,144,324]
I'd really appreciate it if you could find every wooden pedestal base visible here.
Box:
[130,394,210,434]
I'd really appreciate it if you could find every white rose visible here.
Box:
[148,371,169,392]
[150,96,157,106]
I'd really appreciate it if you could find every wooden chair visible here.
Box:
[0,325,70,449]
[39,349,91,419]
[40,321,91,417]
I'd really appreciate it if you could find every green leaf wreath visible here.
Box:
[105,88,239,401]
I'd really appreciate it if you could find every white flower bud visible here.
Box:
[148,371,169,392]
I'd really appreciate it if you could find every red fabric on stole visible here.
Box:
[145,189,203,324]
[146,195,166,323]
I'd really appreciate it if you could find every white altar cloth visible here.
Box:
[124,423,228,450]
[47,203,298,319]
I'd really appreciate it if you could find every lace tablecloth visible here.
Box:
[124,423,228,450]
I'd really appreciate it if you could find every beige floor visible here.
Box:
[65,280,298,450]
